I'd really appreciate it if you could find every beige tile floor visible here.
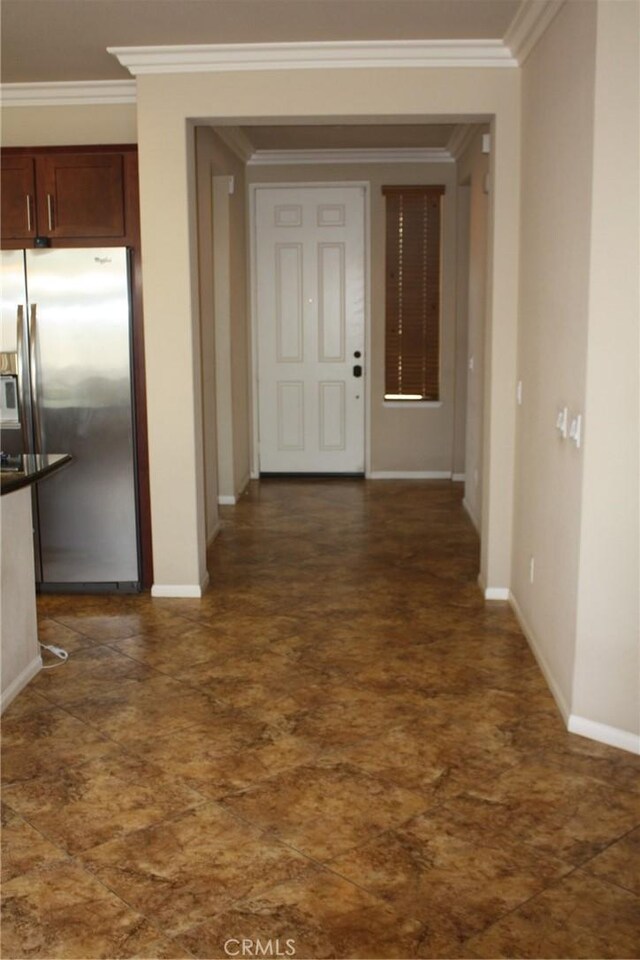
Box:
[2,479,639,959]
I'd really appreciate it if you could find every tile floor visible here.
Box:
[2,479,639,959]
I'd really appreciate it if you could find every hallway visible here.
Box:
[2,480,639,959]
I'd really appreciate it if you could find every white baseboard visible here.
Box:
[484,586,510,601]
[218,474,251,506]
[452,473,466,482]
[1,655,43,714]
[478,573,510,601]
[151,572,210,599]
[509,591,570,722]
[368,470,452,480]
[462,497,480,532]
[567,715,640,756]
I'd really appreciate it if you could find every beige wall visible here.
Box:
[135,66,520,593]
[247,160,458,475]
[1,103,137,145]
[452,183,469,480]
[457,128,490,531]
[195,128,220,541]
[1,488,41,711]
[572,0,640,739]
[511,0,597,715]
[196,128,250,522]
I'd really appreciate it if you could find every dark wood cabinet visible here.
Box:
[1,146,138,246]
[1,156,37,240]
[35,153,125,239]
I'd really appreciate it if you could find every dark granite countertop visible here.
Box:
[0,453,72,496]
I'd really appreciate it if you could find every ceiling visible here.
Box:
[2,0,522,83]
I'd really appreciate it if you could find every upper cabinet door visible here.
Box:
[1,157,37,240]
[35,153,126,239]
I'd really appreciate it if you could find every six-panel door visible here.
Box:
[255,185,366,474]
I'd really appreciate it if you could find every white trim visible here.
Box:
[0,80,136,106]
[215,126,255,163]
[249,181,371,479]
[108,40,517,77]
[452,473,466,482]
[504,0,565,65]
[484,586,510,601]
[367,470,452,480]
[151,572,210,598]
[218,494,237,505]
[510,591,639,754]
[509,591,570,722]
[567,715,640,756]
[383,400,443,409]
[0,655,43,714]
[249,147,454,166]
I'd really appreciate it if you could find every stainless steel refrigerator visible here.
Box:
[1,247,140,591]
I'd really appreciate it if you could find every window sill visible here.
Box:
[383,400,443,409]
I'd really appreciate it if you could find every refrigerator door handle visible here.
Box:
[29,303,44,453]
[16,305,32,451]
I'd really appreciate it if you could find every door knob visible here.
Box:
[353,364,362,378]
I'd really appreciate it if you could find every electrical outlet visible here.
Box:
[529,556,535,584]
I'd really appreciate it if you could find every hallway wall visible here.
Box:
[572,0,640,744]
[196,127,251,515]
[511,0,639,750]
[457,129,490,532]
[511,0,597,717]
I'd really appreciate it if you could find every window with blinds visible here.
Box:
[383,185,445,401]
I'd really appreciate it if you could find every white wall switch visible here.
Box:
[516,380,523,405]
[482,133,491,154]
[569,413,582,448]
[468,356,474,372]
[556,407,568,439]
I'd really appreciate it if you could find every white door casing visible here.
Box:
[254,185,366,473]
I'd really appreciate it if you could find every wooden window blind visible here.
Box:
[383,185,445,401]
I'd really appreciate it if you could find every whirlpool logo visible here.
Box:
[223,938,296,957]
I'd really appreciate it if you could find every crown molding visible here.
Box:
[504,0,566,64]
[214,126,255,163]
[248,146,454,166]
[108,39,517,76]
[0,80,136,107]
[446,124,481,161]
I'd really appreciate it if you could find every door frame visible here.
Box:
[248,180,372,478]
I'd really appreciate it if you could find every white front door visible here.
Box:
[254,185,366,473]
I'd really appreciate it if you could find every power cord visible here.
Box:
[40,644,69,669]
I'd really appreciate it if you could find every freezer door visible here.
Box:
[26,247,139,586]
